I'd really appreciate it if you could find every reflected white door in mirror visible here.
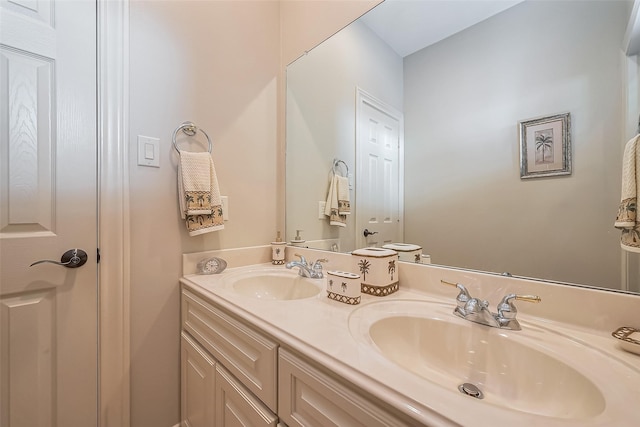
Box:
[356,88,404,249]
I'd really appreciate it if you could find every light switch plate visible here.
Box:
[137,135,160,167]
[221,196,229,221]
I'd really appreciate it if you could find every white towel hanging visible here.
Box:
[615,134,640,252]
[178,151,224,236]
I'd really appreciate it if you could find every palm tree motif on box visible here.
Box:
[414,254,421,263]
[388,260,396,280]
[328,279,334,289]
[358,259,371,281]
[341,282,347,292]
[535,129,554,164]
[275,248,281,255]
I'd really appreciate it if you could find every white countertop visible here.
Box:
[181,260,640,427]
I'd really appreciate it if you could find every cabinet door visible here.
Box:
[279,349,413,427]
[182,332,216,427]
[182,288,278,411]
[215,364,278,427]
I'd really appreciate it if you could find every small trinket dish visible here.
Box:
[196,257,227,275]
[612,326,640,355]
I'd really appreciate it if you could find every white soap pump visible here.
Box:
[290,229,306,247]
[271,231,286,265]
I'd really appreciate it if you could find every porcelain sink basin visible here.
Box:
[348,299,618,420]
[223,268,322,300]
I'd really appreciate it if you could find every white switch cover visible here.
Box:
[221,196,229,221]
[137,135,160,167]
[318,201,326,219]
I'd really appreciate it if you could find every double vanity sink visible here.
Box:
[181,258,640,426]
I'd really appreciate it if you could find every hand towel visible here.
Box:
[178,151,224,236]
[324,174,346,227]
[615,135,640,252]
[336,175,350,215]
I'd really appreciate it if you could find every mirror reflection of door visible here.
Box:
[0,0,98,425]
[355,89,404,249]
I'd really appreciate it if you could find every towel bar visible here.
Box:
[172,121,212,153]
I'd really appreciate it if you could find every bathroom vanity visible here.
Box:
[181,285,417,426]
[180,246,640,427]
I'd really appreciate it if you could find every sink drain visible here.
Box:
[458,382,484,399]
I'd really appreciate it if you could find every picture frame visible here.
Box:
[519,112,571,179]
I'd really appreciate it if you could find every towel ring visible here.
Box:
[333,159,349,177]
[172,121,212,154]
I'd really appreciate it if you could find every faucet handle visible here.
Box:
[497,293,541,320]
[293,253,308,265]
[311,258,327,277]
[441,280,472,308]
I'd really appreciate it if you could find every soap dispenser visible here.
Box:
[271,232,286,265]
[290,229,306,247]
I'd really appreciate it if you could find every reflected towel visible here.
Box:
[178,151,224,236]
[336,175,350,215]
[324,174,346,227]
[615,135,640,252]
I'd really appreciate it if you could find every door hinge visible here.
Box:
[97,248,101,263]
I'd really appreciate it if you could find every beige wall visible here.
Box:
[404,0,628,289]
[127,1,378,426]
[129,1,280,425]
[280,0,381,66]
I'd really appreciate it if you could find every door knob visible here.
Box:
[363,229,378,237]
[30,249,88,268]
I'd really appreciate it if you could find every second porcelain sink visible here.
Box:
[347,299,632,421]
[223,267,322,300]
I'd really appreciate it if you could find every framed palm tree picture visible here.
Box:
[519,112,571,179]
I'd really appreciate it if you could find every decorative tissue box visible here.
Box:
[326,271,361,305]
[382,243,423,263]
[352,247,399,296]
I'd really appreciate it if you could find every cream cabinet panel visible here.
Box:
[279,349,412,427]
[182,289,278,411]
[181,332,216,427]
[215,364,278,427]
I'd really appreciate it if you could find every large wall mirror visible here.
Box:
[286,0,640,294]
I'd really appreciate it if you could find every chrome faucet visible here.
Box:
[441,280,541,330]
[286,254,327,279]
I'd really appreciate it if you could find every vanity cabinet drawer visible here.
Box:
[278,349,413,427]
[182,288,278,411]
[181,332,216,427]
[216,364,278,427]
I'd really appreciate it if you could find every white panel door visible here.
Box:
[0,1,98,426]
[356,89,403,249]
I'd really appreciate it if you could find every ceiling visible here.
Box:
[360,0,525,57]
